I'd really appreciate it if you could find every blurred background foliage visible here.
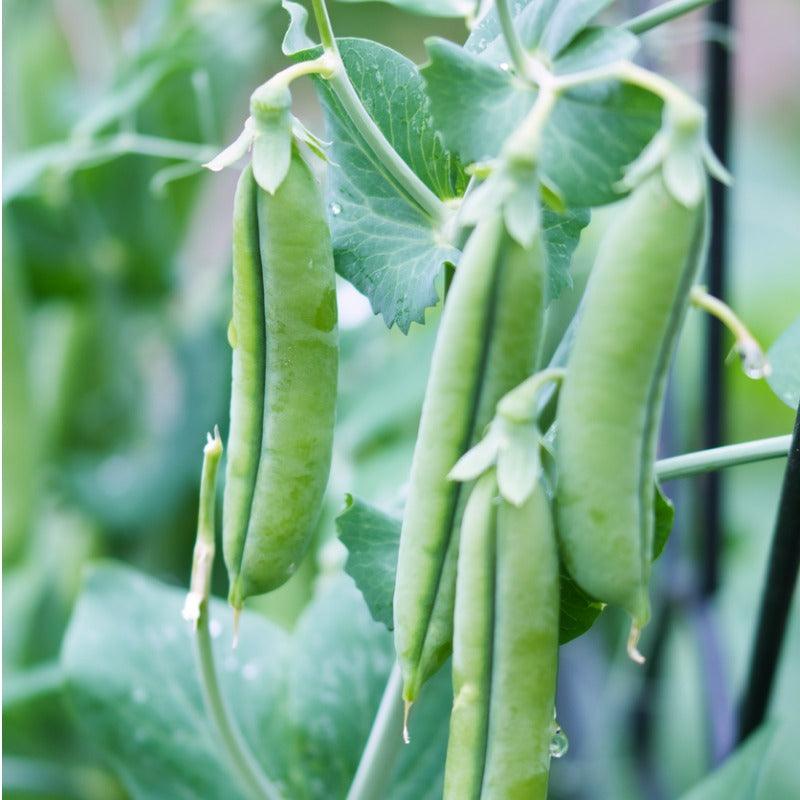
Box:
[2,1,799,798]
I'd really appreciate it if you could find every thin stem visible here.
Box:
[183,431,281,800]
[623,0,716,35]
[496,0,532,81]
[311,0,338,53]
[502,85,558,164]
[325,67,446,223]
[690,286,770,379]
[498,367,566,423]
[655,435,792,482]
[309,0,445,223]
[266,54,337,92]
[738,403,800,741]
[553,59,702,118]
[346,664,405,800]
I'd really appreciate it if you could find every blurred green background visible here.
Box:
[3,1,799,798]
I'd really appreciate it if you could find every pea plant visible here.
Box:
[7,0,799,799]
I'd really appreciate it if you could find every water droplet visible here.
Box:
[499,62,510,72]
[209,618,223,639]
[329,201,342,216]
[549,726,569,758]
[478,38,487,49]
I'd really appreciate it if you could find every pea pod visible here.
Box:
[394,219,545,703]
[556,171,706,653]
[444,476,560,800]
[443,470,497,800]
[223,153,338,609]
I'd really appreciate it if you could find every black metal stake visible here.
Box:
[738,403,800,741]
[701,0,733,598]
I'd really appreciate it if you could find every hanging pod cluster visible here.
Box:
[555,112,711,657]
[444,471,560,800]
[393,214,547,705]
[222,149,338,610]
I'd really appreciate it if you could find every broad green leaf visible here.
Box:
[423,37,661,208]
[767,315,800,410]
[336,496,400,630]
[653,480,675,559]
[300,39,466,331]
[337,496,603,644]
[61,563,295,800]
[289,575,394,799]
[281,0,315,56]
[465,0,615,63]
[678,725,776,799]
[336,0,473,17]
[541,205,590,298]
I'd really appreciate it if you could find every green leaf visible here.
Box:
[61,563,295,800]
[336,0,473,17]
[558,568,604,645]
[302,39,466,331]
[653,480,676,559]
[423,37,661,208]
[678,724,776,799]
[281,0,315,56]
[337,496,604,644]
[465,0,616,63]
[422,38,535,164]
[541,204,590,298]
[767,315,800,410]
[336,496,400,630]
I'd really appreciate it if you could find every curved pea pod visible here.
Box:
[443,471,497,800]
[394,220,545,704]
[223,152,338,609]
[555,171,707,655]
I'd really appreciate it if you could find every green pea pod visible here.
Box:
[223,153,338,609]
[444,476,559,800]
[394,220,545,703]
[482,481,560,800]
[443,470,497,800]
[556,171,706,655]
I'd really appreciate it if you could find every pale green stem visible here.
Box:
[184,430,281,800]
[502,84,558,164]
[655,435,792,482]
[623,0,716,35]
[553,59,703,119]
[265,54,336,92]
[498,367,566,423]
[346,664,405,800]
[496,0,533,80]
[309,0,445,223]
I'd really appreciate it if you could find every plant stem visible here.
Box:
[310,0,445,223]
[183,431,281,800]
[690,286,770,379]
[623,0,716,35]
[496,0,532,80]
[738,403,800,741]
[554,59,702,118]
[346,664,405,800]
[655,435,792,482]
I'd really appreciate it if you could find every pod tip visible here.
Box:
[627,623,646,665]
[402,699,412,744]
[232,607,241,650]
